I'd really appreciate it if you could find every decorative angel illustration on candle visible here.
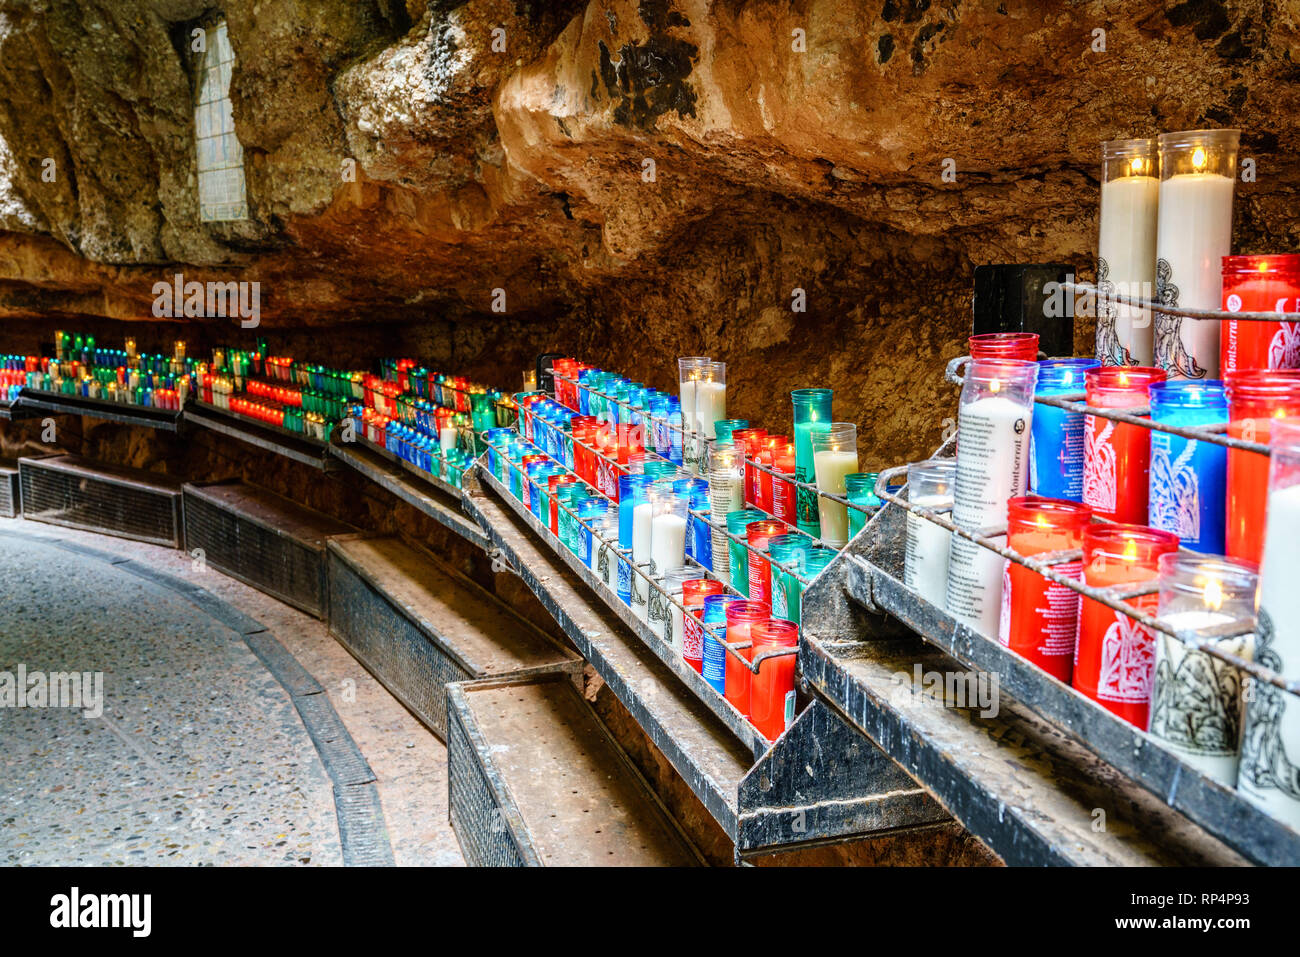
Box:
[1083,420,1117,512]
[1153,258,1207,379]
[648,588,672,641]
[1268,322,1300,371]
[1150,645,1242,755]
[1148,440,1201,541]
[1094,258,1132,367]
[1238,609,1300,805]
[1099,613,1155,703]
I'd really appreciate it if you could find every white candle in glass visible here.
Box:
[1153,609,1251,786]
[631,500,654,620]
[905,494,953,606]
[1155,131,1238,379]
[650,511,687,577]
[813,448,859,546]
[439,423,457,453]
[947,394,1031,637]
[1239,482,1300,827]
[695,380,727,441]
[1098,140,1159,365]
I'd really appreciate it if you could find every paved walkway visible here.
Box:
[0,518,463,866]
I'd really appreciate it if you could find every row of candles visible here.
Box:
[898,330,1300,830]
[1,346,193,410]
[1095,129,1300,381]
[486,405,802,743]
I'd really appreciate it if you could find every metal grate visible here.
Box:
[18,455,183,547]
[0,467,18,518]
[327,553,473,737]
[446,696,529,867]
[182,482,351,617]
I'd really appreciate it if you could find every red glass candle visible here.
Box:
[969,332,1040,361]
[750,619,799,741]
[723,600,770,718]
[759,434,785,512]
[998,496,1092,683]
[745,519,785,607]
[548,474,578,536]
[1226,369,1300,563]
[1081,366,1166,523]
[1072,524,1178,728]
[681,579,724,673]
[1221,254,1300,374]
[731,429,767,507]
[771,441,797,523]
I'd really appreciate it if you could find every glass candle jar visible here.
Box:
[969,332,1040,362]
[1031,357,1100,501]
[811,423,859,548]
[708,444,745,584]
[1096,138,1159,367]
[767,534,808,622]
[700,594,743,695]
[786,547,836,626]
[745,519,786,609]
[697,361,727,447]
[677,356,710,475]
[998,495,1092,683]
[1225,370,1300,564]
[1082,365,1167,523]
[1221,254,1300,374]
[947,359,1038,638]
[723,600,771,718]
[1073,524,1180,728]
[1238,418,1300,826]
[714,419,748,445]
[656,566,699,653]
[731,428,768,507]
[770,439,797,525]
[845,472,881,539]
[1149,553,1257,786]
[619,474,655,608]
[648,489,688,578]
[792,388,834,537]
[904,458,957,609]
[1147,380,1228,553]
[754,434,788,513]
[1154,128,1240,380]
[750,619,800,742]
[726,507,767,596]
[681,579,724,673]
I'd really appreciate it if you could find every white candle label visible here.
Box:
[1098,612,1155,704]
[1082,417,1117,512]
[683,615,704,665]
[903,498,951,608]
[596,457,617,499]
[1149,616,1251,786]
[1238,482,1300,825]
[647,587,672,641]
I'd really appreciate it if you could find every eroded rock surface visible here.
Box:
[1,0,1298,464]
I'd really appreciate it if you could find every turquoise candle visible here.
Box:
[845,472,882,539]
[792,389,834,537]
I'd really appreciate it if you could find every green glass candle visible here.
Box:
[845,472,882,539]
[787,546,837,625]
[767,533,809,623]
[726,507,767,596]
[714,419,749,445]
[791,389,834,537]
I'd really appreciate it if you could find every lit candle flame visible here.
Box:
[1122,538,1138,562]
[1129,157,1145,175]
[990,378,1001,393]
[1192,147,1207,170]
[1203,576,1224,612]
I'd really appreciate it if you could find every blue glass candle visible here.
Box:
[618,474,654,606]
[1030,357,1100,500]
[1148,380,1228,553]
[700,593,742,695]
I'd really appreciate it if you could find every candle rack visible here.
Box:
[798,355,1300,866]
[16,386,185,432]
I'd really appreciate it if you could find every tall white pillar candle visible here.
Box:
[631,501,654,621]
[1097,139,1159,366]
[650,512,687,577]
[1154,130,1239,380]
[695,380,727,441]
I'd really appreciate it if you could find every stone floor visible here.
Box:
[0,517,463,867]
